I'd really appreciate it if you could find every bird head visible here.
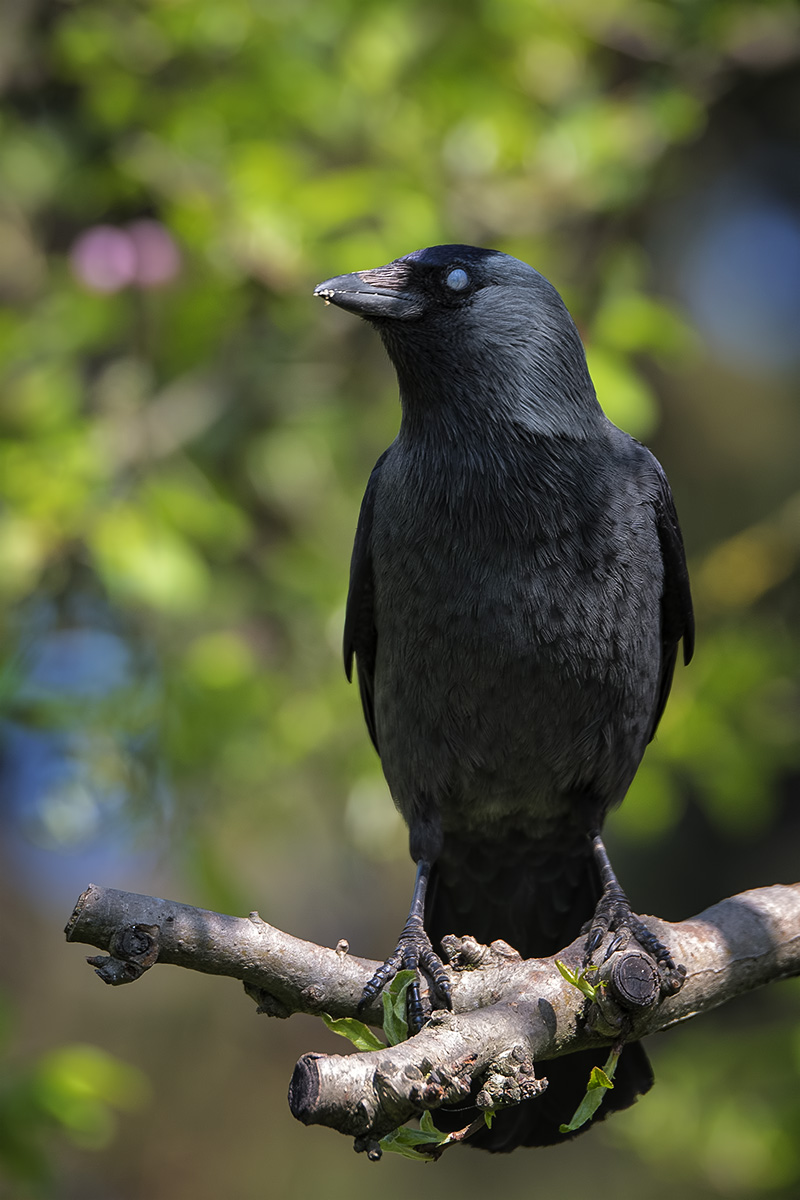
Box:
[314,245,603,437]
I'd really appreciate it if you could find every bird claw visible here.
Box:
[586,887,685,997]
[604,929,631,959]
[359,917,452,1034]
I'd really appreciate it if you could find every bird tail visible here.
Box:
[424,832,654,1150]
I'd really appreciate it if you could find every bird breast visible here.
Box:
[368,438,664,839]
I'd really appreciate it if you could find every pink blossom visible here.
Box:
[128,219,182,287]
[70,220,181,292]
[70,225,137,293]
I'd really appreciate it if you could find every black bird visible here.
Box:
[314,245,694,1150]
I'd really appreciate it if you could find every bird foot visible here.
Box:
[585,886,686,997]
[359,915,452,1034]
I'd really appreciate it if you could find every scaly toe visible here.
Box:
[360,921,451,1033]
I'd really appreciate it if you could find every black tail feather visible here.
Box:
[455,1041,653,1151]
[424,831,653,1151]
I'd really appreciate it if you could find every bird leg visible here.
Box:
[586,835,686,996]
[359,859,453,1034]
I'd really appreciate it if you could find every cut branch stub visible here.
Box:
[289,1051,397,1137]
[608,951,660,1010]
[87,922,161,985]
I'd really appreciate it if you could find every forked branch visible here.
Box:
[65,882,800,1149]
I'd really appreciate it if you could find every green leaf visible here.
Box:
[382,969,417,1046]
[379,1126,441,1159]
[555,959,603,1001]
[320,1013,385,1052]
[418,1111,440,1136]
[380,1111,449,1160]
[559,1049,620,1134]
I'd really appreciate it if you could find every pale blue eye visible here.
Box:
[445,267,469,291]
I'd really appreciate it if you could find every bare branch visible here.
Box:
[65,882,800,1145]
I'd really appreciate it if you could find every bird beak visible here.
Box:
[313,260,422,320]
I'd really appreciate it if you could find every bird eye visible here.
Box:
[445,267,469,291]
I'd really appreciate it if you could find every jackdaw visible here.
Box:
[314,244,694,1150]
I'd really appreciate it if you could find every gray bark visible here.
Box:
[65,882,800,1148]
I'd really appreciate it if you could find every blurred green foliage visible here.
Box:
[1,0,799,1196]
[0,995,147,1191]
[611,981,800,1193]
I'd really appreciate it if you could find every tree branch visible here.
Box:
[65,882,800,1148]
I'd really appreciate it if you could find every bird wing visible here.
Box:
[649,456,695,741]
[343,449,390,754]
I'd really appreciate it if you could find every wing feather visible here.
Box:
[343,450,390,753]
[649,457,694,741]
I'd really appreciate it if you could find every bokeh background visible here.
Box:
[1,1,800,1197]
